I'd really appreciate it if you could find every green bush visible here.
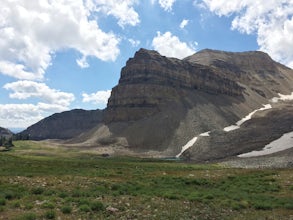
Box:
[4,190,16,200]
[0,198,6,206]
[31,187,45,195]
[11,201,21,208]
[58,192,68,198]
[44,210,56,219]
[90,201,104,212]
[61,205,72,214]
[79,204,91,212]
[41,202,55,209]
[24,203,34,210]
[14,213,37,220]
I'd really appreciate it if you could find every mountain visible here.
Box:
[0,127,13,138]
[20,109,103,140]
[70,48,293,157]
[19,48,293,164]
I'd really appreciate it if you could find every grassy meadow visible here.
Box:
[0,141,292,219]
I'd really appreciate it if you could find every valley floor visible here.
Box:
[0,141,292,220]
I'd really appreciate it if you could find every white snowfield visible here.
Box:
[199,131,210,137]
[223,104,272,132]
[238,131,293,157]
[176,130,211,158]
[176,136,198,158]
[270,92,293,103]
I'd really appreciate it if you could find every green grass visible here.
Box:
[0,140,292,219]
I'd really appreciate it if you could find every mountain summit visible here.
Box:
[20,49,293,163]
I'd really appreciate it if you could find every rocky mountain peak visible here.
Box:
[105,48,244,123]
[134,48,162,58]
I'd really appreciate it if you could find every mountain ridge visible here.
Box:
[18,48,293,164]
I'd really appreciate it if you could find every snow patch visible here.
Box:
[176,136,198,158]
[238,131,293,157]
[176,131,210,158]
[200,131,210,137]
[223,104,272,132]
[271,92,293,103]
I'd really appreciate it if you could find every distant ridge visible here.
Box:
[20,109,103,140]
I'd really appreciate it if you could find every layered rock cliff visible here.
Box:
[105,49,243,122]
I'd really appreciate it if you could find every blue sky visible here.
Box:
[0,0,292,130]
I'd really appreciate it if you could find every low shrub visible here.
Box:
[0,198,6,206]
[79,204,91,212]
[90,201,104,212]
[61,205,72,214]
[31,187,45,195]
[14,212,37,220]
[44,210,56,219]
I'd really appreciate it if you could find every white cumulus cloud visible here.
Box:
[82,90,111,105]
[180,19,189,29]
[1,80,75,128]
[128,38,141,47]
[0,0,127,80]
[0,104,43,129]
[152,31,196,59]
[151,0,176,11]
[201,0,293,67]
[94,0,140,27]
[4,81,75,107]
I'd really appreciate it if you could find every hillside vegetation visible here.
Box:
[0,141,292,219]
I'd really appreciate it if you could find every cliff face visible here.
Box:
[20,109,103,140]
[105,49,243,122]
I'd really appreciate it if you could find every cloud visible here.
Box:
[201,0,293,67]
[152,31,196,59]
[1,80,75,128]
[94,0,140,27]
[0,61,41,80]
[128,38,141,47]
[3,81,75,107]
[151,0,176,11]
[82,90,111,105]
[0,104,43,129]
[180,19,189,29]
[0,0,125,80]
[76,56,89,68]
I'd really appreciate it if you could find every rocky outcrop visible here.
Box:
[20,109,103,140]
[0,127,13,138]
[105,49,243,122]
